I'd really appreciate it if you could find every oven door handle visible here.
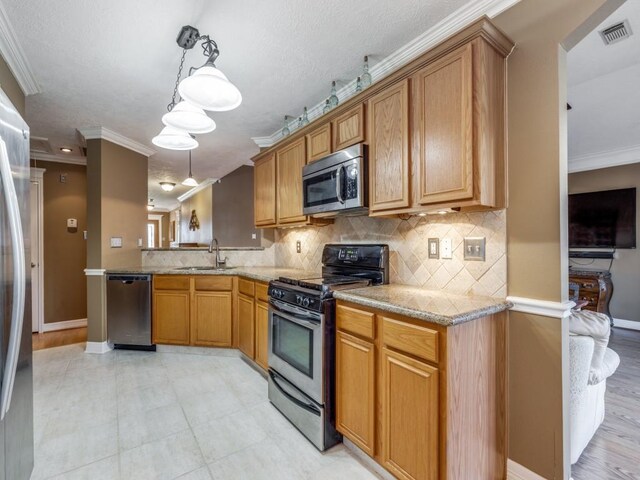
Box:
[269,371,321,417]
[270,298,321,323]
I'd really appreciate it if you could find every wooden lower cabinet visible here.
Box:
[192,291,232,347]
[381,347,438,480]
[336,330,376,456]
[254,300,269,369]
[336,300,506,480]
[153,291,190,345]
[238,293,255,358]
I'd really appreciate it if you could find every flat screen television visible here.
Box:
[569,187,636,249]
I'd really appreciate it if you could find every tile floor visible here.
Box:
[32,344,382,480]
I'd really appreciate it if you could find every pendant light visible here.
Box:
[182,150,199,187]
[162,101,216,133]
[152,126,198,151]
[178,36,242,112]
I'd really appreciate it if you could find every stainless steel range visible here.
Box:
[267,244,389,451]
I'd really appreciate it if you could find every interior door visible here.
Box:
[29,182,39,332]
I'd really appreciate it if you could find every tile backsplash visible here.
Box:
[143,248,276,268]
[275,211,506,298]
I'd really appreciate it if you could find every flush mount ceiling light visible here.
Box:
[182,150,199,187]
[152,25,240,149]
[160,182,176,192]
[60,147,72,153]
[147,199,155,211]
[152,126,198,150]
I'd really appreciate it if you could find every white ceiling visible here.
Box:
[2,0,499,209]
[568,0,640,170]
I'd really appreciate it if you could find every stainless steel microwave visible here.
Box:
[302,143,368,215]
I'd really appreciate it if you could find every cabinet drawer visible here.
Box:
[381,316,438,363]
[337,304,375,340]
[154,275,189,291]
[194,276,233,291]
[238,278,255,296]
[255,282,269,302]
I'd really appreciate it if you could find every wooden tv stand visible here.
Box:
[569,269,613,325]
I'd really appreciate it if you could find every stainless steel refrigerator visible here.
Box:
[0,89,34,479]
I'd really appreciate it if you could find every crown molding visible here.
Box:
[77,127,156,157]
[0,1,40,95]
[31,151,87,165]
[568,143,640,173]
[251,0,521,148]
[177,177,217,203]
[506,296,575,319]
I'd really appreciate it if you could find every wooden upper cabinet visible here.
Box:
[381,347,439,480]
[306,123,332,163]
[192,291,233,347]
[368,80,411,213]
[254,154,277,226]
[276,137,307,224]
[333,103,365,151]
[415,44,473,206]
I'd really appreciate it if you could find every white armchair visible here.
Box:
[569,310,620,464]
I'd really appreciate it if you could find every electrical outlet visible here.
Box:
[428,238,439,259]
[296,240,301,253]
[441,238,452,259]
[463,237,486,261]
[251,233,257,240]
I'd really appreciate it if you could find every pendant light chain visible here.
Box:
[167,49,188,112]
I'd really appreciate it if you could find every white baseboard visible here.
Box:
[507,459,548,480]
[85,341,113,354]
[613,318,640,331]
[42,318,87,332]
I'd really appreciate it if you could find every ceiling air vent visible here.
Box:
[599,20,632,45]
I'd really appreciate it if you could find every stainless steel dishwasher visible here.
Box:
[107,274,154,350]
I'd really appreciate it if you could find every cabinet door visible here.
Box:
[306,123,332,163]
[336,330,376,456]
[238,293,255,358]
[381,347,438,480]
[254,300,269,370]
[276,137,307,224]
[153,291,190,345]
[254,154,277,226]
[192,291,232,347]
[415,44,473,205]
[333,103,365,151]
[368,80,410,212]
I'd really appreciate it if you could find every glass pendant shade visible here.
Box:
[152,126,198,150]
[182,176,198,187]
[162,101,216,133]
[178,65,242,112]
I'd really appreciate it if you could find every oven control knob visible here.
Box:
[302,298,310,308]
[295,295,302,306]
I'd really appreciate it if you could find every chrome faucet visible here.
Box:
[209,238,227,268]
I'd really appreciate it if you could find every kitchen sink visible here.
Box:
[173,266,236,271]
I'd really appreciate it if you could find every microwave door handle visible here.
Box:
[0,138,26,421]
[335,166,345,203]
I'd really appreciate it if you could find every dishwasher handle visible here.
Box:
[107,275,151,282]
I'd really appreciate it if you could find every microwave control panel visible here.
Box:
[344,163,359,200]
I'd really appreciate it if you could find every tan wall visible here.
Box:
[180,186,213,245]
[212,166,261,248]
[36,161,87,323]
[0,55,25,116]
[569,163,640,322]
[494,0,623,478]
[100,140,147,269]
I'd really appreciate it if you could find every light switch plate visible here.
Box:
[428,238,439,259]
[441,238,452,259]
[110,237,123,248]
[464,237,486,261]
[137,238,143,247]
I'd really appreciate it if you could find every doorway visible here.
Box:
[147,214,164,248]
[30,168,45,333]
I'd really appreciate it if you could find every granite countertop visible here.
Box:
[334,284,512,326]
[142,247,265,252]
[106,266,317,283]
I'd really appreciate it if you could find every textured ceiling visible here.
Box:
[4,0,473,208]
[567,1,640,162]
